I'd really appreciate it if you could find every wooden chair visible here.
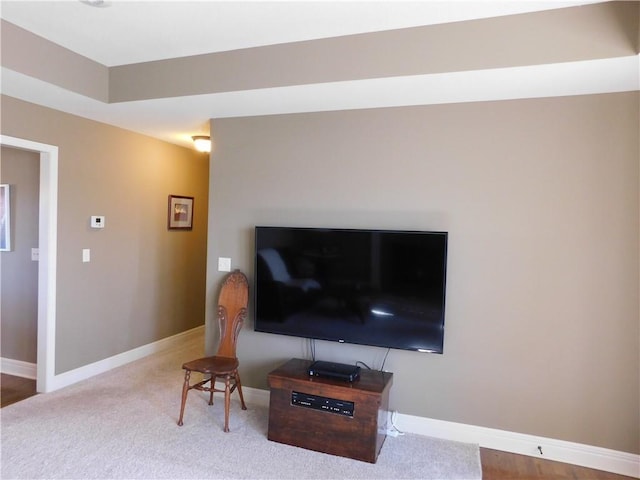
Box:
[177,269,249,432]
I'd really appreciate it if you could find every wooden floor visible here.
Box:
[1,374,37,408]
[481,448,635,480]
[0,374,634,479]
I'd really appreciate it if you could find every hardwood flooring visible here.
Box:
[481,448,636,479]
[0,375,634,479]
[1,373,37,408]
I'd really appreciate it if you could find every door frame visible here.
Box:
[1,135,58,393]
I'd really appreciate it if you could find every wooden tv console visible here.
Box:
[267,358,393,463]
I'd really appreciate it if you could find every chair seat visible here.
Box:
[182,355,239,375]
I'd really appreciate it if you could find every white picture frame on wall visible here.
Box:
[0,184,11,251]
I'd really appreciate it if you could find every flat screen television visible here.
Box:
[254,226,448,353]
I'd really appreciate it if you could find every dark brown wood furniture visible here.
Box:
[267,358,393,463]
[177,270,249,432]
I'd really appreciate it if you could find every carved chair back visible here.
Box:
[216,270,249,359]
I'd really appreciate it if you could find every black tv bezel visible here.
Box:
[253,225,448,353]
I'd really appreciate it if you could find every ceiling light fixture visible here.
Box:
[80,0,111,7]
[192,136,211,153]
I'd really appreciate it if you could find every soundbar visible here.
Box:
[291,391,355,417]
[307,360,361,382]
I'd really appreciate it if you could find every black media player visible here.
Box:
[307,360,361,382]
[291,391,355,417]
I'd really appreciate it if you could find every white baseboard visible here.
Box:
[241,385,271,408]
[1,357,37,379]
[393,411,640,479]
[48,325,205,392]
[236,386,639,478]
[37,336,639,479]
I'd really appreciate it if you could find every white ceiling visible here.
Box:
[1,1,598,67]
[1,0,636,150]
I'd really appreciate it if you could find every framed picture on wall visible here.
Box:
[0,184,11,251]
[168,194,194,230]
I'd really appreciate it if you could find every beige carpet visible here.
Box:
[1,334,481,479]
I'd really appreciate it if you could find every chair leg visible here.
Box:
[223,375,231,432]
[177,369,191,426]
[235,370,247,410]
[208,375,215,406]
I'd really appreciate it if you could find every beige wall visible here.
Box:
[207,92,639,454]
[109,2,638,102]
[1,147,40,363]
[1,20,108,102]
[1,95,209,374]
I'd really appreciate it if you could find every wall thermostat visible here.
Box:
[90,216,105,229]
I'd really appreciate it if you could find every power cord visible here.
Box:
[380,348,391,371]
[387,410,405,437]
[309,338,316,362]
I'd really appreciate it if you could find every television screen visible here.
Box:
[254,226,448,353]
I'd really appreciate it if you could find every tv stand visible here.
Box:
[267,358,393,463]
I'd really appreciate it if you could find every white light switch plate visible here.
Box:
[218,257,231,272]
[82,249,90,263]
[31,248,39,261]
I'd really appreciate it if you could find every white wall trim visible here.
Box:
[393,411,640,479]
[0,358,37,379]
[238,386,638,478]
[0,135,58,394]
[240,385,271,408]
[48,325,205,391]
[19,325,637,479]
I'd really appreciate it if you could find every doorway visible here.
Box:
[0,146,39,404]
[0,135,58,393]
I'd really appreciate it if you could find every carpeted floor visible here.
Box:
[0,334,481,479]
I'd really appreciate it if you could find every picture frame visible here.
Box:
[0,184,11,251]
[168,194,194,230]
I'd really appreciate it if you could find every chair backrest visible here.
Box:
[216,270,249,358]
